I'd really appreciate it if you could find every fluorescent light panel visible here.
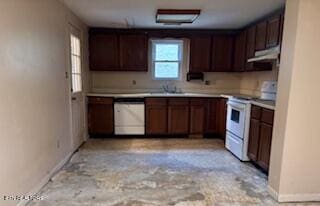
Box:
[156,9,201,24]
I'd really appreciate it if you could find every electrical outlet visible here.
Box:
[205,80,210,85]
[132,80,137,85]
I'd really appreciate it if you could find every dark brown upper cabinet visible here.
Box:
[189,36,211,72]
[211,36,234,72]
[266,15,281,48]
[119,34,148,71]
[233,31,247,72]
[245,26,256,71]
[255,21,267,51]
[89,34,119,71]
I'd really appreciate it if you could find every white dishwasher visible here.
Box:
[114,98,145,135]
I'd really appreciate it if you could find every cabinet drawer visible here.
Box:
[251,105,262,120]
[261,108,274,125]
[88,97,113,105]
[145,98,167,105]
[168,98,189,105]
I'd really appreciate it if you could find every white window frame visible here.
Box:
[151,39,183,80]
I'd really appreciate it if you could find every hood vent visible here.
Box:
[248,46,280,64]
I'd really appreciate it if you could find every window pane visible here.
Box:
[72,74,82,92]
[155,44,179,61]
[71,55,81,73]
[70,35,80,56]
[155,62,179,79]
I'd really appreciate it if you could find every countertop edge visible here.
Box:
[86,93,275,110]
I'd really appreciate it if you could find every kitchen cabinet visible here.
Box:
[211,36,234,72]
[145,98,168,135]
[233,31,247,72]
[89,34,119,71]
[257,122,273,171]
[205,99,219,134]
[247,118,260,161]
[168,98,190,134]
[217,98,228,139]
[248,105,274,172]
[245,26,256,71]
[189,99,206,134]
[119,34,148,71]
[255,21,267,51]
[189,36,212,72]
[88,97,114,135]
[266,15,281,48]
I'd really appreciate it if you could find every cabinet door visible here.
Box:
[257,123,273,171]
[248,118,261,161]
[168,99,189,134]
[189,36,211,72]
[88,98,114,135]
[217,98,228,138]
[189,99,206,134]
[89,34,119,71]
[233,31,247,72]
[211,36,234,72]
[246,26,256,71]
[266,15,281,48]
[205,99,218,134]
[145,98,167,135]
[119,34,148,71]
[255,21,267,51]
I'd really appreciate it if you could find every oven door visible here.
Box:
[226,101,246,138]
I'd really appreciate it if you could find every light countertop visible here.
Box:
[87,92,276,110]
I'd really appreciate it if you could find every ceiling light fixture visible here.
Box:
[156,9,201,25]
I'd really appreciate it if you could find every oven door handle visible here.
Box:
[227,102,246,110]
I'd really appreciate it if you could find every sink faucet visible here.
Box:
[162,83,177,93]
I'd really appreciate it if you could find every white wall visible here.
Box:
[268,0,320,202]
[0,1,88,206]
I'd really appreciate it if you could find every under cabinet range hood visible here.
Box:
[248,46,280,64]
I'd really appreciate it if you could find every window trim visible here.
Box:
[151,39,183,81]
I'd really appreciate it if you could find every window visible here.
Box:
[152,40,183,80]
[70,34,82,93]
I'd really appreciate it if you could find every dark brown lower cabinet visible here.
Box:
[189,99,206,134]
[168,98,189,134]
[204,98,227,139]
[257,123,273,171]
[217,98,228,139]
[145,98,168,135]
[248,105,274,172]
[248,118,261,161]
[205,99,219,134]
[88,97,114,135]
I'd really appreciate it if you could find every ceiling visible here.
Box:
[61,0,285,29]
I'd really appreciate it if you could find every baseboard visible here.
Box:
[267,185,279,201]
[278,193,320,202]
[268,185,320,202]
[17,152,73,206]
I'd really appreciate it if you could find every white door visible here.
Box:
[69,25,84,150]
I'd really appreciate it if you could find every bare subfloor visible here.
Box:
[28,138,319,206]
